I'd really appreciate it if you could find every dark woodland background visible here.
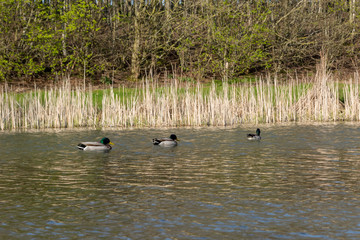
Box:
[1,0,359,83]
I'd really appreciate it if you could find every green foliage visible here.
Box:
[101,76,112,85]
[0,0,359,82]
[0,0,104,81]
[0,57,11,80]
[60,0,102,77]
[173,1,273,79]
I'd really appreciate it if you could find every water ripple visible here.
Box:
[0,124,359,239]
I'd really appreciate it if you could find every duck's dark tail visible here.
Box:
[152,138,161,145]
[77,143,86,150]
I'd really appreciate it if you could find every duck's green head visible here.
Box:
[100,137,114,145]
[256,128,261,136]
[170,134,179,141]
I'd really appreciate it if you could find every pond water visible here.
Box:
[0,124,359,239]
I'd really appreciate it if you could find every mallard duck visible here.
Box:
[77,137,114,151]
[152,134,179,147]
[247,128,261,140]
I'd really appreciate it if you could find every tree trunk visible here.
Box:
[349,0,355,24]
[62,0,68,57]
[131,0,142,80]
[165,0,171,21]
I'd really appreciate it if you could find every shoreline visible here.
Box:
[1,121,359,133]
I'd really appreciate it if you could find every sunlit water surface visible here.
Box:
[0,124,359,239]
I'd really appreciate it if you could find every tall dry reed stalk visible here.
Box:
[1,69,360,130]
[294,56,343,122]
[0,82,98,130]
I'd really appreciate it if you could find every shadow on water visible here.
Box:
[0,124,359,239]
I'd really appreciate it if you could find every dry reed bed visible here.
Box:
[1,73,360,130]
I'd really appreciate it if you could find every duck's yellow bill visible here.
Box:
[109,142,114,145]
